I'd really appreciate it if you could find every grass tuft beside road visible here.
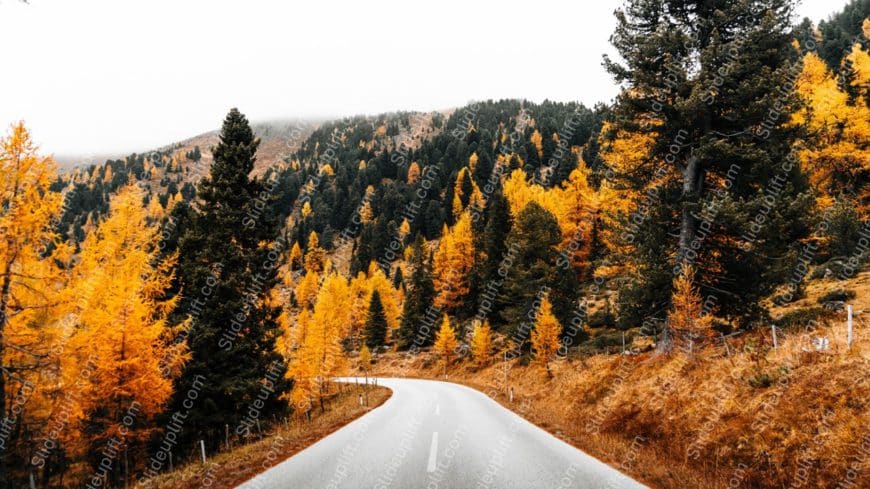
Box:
[142,383,391,489]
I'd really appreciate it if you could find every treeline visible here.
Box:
[1,1,869,487]
[48,147,197,245]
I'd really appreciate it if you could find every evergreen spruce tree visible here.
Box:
[365,290,389,349]
[397,236,436,349]
[392,265,404,290]
[500,202,579,344]
[604,0,813,329]
[168,108,288,450]
[474,191,512,328]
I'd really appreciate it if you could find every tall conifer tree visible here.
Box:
[603,0,813,328]
[169,109,288,449]
[364,290,388,349]
[397,236,436,349]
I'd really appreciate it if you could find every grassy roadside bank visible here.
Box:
[142,384,391,489]
[371,321,867,489]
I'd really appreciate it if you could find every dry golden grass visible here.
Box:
[768,271,870,318]
[372,314,868,489]
[141,384,391,489]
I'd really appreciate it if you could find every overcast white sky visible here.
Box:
[0,0,851,157]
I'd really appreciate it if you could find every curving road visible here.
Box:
[237,378,647,489]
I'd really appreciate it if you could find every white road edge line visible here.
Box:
[427,432,439,473]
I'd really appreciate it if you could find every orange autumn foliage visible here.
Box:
[668,265,714,349]
[794,49,870,214]
[433,212,474,311]
[0,122,69,467]
[531,295,561,375]
[433,315,458,374]
[66,183,186,448]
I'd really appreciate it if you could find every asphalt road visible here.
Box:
[237,377,647,489]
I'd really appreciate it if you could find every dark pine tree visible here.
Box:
[392,265,404,290]
[167,108,289,451]
[472,191,513,328]
[365,290,389,349]
[499,202,578,346]
[397,236,437,349]
[604,0,812,330]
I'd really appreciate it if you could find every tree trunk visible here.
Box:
[678,155,702,265]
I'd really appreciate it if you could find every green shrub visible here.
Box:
[587,309,616,328]
[775,307,829,330]
[817,289,856,304]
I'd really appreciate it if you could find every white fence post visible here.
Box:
[847,304,853,349]
[200,440,206,463]
[771,325,778,352]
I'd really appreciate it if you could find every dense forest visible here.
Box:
[1,0,869,487]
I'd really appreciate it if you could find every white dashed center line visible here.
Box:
[427,432,439,472]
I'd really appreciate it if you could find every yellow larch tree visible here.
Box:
[304,231,326,273]
[531,295,561,376]
[146,195,164,220]
[407,162,421,184]
[530,129,543,158]
[502,169,537,217]
[359,343,371,373]
[433,315,458,377]
[292,307,312,351]
[0,123,68,480]
[452,167,470,218]
[451,191,464,219]
[432,212,474,311]
[66,183,186,457]
[668,265,714,350]
[552,165,598,274]
[82,211,98,236]
[359,199,374,224]
[595,119,674,260]
[366,262,401,331]
[295,269,320,309]
[845,36,870,103]
[348,271,371,336]
[794,50,870,213]
[470,320,493,367]
[288,272,349,412]
[288,241,303,270]
[399,218,411,240]
[468,152,479,173]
